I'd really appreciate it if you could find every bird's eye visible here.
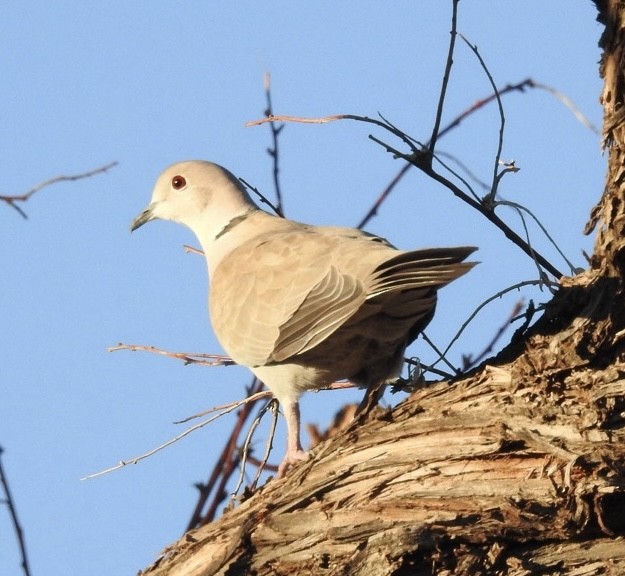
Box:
[172,175,187,190]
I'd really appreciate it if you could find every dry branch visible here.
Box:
[0,161,118,218]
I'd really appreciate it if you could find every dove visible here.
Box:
[131,160,476,477]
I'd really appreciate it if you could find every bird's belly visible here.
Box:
[250,333,406,406]
[250,362,339,405]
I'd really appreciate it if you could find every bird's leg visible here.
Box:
[276,399,309,478]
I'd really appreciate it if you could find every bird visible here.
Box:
[131,160,476,477]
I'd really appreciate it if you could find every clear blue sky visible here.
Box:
[1,2,604,574]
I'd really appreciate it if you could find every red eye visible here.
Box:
[172,175,187,190]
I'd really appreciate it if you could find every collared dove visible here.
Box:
[131,160,476,477]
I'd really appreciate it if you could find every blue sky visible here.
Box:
[1,2,604,574]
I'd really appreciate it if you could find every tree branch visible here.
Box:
[0,161,118,218]
[0,447,31,576]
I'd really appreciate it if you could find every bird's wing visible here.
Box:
[339,246,477,345]
[209,228,385,367]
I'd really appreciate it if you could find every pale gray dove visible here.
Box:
[131,160,476,476]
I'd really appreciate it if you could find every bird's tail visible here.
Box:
[369,246,477,297]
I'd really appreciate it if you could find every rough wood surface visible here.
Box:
[140,359,625,576]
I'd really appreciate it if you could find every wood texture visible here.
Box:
[140,359,625,575]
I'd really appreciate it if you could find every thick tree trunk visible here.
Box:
[140,2,625,574]
[141,362,625,575]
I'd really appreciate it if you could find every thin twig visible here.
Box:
[245,454,279,473]
[430,149,481,202]
[183,244,204,256]
[437,79,534,141]
[0,447,32,576]
[251,400,280,489]
[532,81,600,134]
[356,163,412,229]
[420,332,460,377]
[437,279,560,367]
[435,151,491,192]
[174,390,273,424]
[108,343,235,367]
[248,113,419,155]
[497,199,580,276]
[231,398,276,498]
[462,300,525,370]
[247,113,347,127]
[458,34,507,205]
[187,377,266,529]
[0,161,118,219]
[506,197,551,285]
[81,394,261,480]
[239,177,283,217]
[428,0,459,156]
[263,72,285,216]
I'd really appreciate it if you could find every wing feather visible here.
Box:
[211,222,476,370]
[210,229,374,366]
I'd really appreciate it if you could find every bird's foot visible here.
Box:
[276,448,309,479]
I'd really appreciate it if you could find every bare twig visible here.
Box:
[174,390,273,424]
[459,34,507,205]
[247,113,419,155]
[231,398,277,498]
[250,400,280,490]
[356,163,412,229]
[263,72,285,216]
[462,300,525,370]
[0,161,118,219]
[245,453,279,474]
[435,150,491,192]
[239,177,283,217]
[437,79,532,141]
[420,332,461,377]
[497,199,580,276]
[430,149,481,201]
[108,343,235,367]
[0,447,32,576]
[428,0,459,156]
[81,390,270,480]
[437,279,560,368]
[189,378,267,528]
[533,81,600,134]
[183,244,204,256]
[503,196,551,285]
[247,114,348,127]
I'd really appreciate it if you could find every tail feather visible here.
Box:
[369,246,477,298]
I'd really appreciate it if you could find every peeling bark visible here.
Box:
[140,361,625,576]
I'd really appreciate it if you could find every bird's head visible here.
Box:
[130,160,256,235]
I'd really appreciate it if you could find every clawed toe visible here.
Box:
[276,449,310,478]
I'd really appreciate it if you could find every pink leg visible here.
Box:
[276,400,309,478]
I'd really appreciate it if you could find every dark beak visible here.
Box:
[130,206,155,232]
